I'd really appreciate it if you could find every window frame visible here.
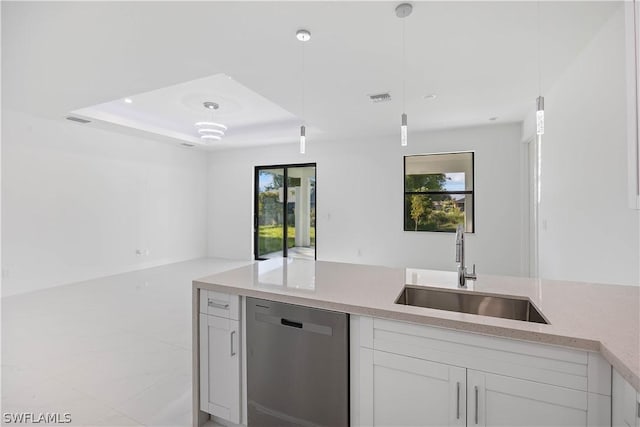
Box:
[403,151,475,233]
[253,163,317,260]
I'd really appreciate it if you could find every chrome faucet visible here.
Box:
[455,224,476,287]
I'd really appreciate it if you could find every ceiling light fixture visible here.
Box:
[297,29,311,154]
[124,98,133,104]
[194,121,227,130]
[536,1,545,136]
[194,102,227,143]
[536,96,544,135]
[198,128,225,135]
[396,3,412,147]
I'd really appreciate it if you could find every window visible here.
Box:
[404,152,474,233]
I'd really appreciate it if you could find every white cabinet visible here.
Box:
[612,369,640,427]
[360,354,589,427]
[360,348,466,426]
[353,316,611,427]
[199,291,241,424]
[468,370,588,426]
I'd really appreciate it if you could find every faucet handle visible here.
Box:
[467,264,477,280]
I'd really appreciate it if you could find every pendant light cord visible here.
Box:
[537,0,542,96]
[634,0,640,195]
[301,39,306,126]
[402,16,406,114]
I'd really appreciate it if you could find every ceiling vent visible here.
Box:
[368,92,392,103]
[180,143,196,148]
[66,116,91,124]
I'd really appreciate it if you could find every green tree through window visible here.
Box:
[404,153,474,232]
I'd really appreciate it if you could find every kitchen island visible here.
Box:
[193,258,640,427]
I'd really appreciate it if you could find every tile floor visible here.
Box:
[262,246,315,260]
[1,258,251,426]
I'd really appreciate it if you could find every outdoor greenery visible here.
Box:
[404,173,467,232]
[258,191,283,226]
[405,173,447,192]
[405,194,465,232]
[258,169,317,255]
[259,225,316,255]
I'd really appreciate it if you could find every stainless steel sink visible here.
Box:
[395,285,548,324]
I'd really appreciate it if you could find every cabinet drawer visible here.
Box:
[199,290,239,320]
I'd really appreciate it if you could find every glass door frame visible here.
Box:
[253,163,317,261]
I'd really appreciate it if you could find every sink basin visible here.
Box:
[395,285,548,324]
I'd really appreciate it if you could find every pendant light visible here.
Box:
[396,3,412,146]
[536,96,544,135]
[536,1,545,136]
[195,102,227,143]
[297,29,311,154]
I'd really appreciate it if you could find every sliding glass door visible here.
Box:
[255,167,285,258]
[254,164,316,260]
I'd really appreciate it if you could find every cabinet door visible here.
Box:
[468,370,588,427]
[360,348,466,426]
[612,369,640,427]
[199,313,240,424]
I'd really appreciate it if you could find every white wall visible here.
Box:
[208,123,526,276]
[1,110,209,296]
[537,5,640,286]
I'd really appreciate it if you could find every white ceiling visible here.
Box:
[2,1,620,150]
[71,73,306,149]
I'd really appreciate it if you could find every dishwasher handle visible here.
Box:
[281,318,303,329]
[254,312,333,336]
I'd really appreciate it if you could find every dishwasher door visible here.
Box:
[246,297,349,427]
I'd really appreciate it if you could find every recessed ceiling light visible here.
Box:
[201,134,221,141]
[424,94,437,100]
[296,29,311,42]
[489,117,498,121]
[124,98,133,104]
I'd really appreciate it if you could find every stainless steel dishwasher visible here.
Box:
[246,297,349,427]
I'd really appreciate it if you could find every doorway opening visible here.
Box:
[254,163,316,260]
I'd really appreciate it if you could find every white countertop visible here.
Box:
[193,258,640,391]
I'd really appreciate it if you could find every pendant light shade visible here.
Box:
[536,96,545,135]
[300,125,306,154]
[401,113,408,146]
